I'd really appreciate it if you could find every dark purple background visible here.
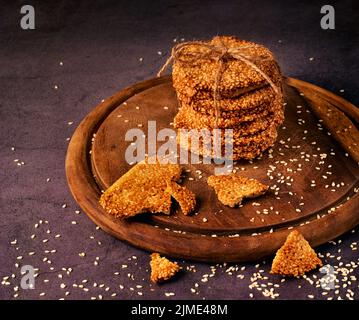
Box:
[1,0,358,300]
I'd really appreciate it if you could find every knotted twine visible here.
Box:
[157,39,281,127]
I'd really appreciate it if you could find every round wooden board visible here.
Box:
[66,76,359,262]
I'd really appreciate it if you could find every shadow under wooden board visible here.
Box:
[65,76,359,262]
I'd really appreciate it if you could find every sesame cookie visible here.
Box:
[174,99,284,129]
[207,174,269,207]
[166,181,196,215]
[172,36,282,96]
[150,253,180,283]
[271,230,323,277]
[99,159,181,218]
[177,124,278,160]
[176,84,281,113]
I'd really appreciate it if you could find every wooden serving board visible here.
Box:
[66,76,359,262]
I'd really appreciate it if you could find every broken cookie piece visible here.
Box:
[271,230,323,277]
[207,174,268,207]
[99,159,181,218]
[165,181,196,215]
[150,253,180,283]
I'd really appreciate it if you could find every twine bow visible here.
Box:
[157,39,281,127]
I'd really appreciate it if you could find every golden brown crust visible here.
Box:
[165,181,196,215]
[174,99,284,130]
[176,83,269,101]
[177,121,278,146]
[270,230,323,277]
[172,36,282,95]
[150,253,180,283]
[172,36,284,160]
[177,125,278,160]
[99,159,181,218]
[176,85,280,113]
[207,174,269,207]
[183,102,273,121]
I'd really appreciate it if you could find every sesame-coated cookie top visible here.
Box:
[172,36,282,95]
[99,159,181,218]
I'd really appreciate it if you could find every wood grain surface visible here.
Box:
[66,76,359,262]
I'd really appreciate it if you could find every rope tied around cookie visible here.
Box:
[157,39,281,127]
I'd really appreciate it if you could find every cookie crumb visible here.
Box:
[150,253,180,283]
[207,174,268,207]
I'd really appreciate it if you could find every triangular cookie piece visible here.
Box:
[207,174,268,207]
[150,253,180,283]
[271,230,323,277]
[99,159,181,218]
[165,181,196,215]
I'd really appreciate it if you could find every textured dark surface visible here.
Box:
[0,0,358,300]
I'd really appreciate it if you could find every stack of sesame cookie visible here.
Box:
[172,36,284,160]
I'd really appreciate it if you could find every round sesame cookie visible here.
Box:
[176,85,280,113]
[174,104,284,133]
[174,96,285,128]
[177,125,278,160]
[186,101,272,120]
[177,121,278,148]
[172,36,282,97]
